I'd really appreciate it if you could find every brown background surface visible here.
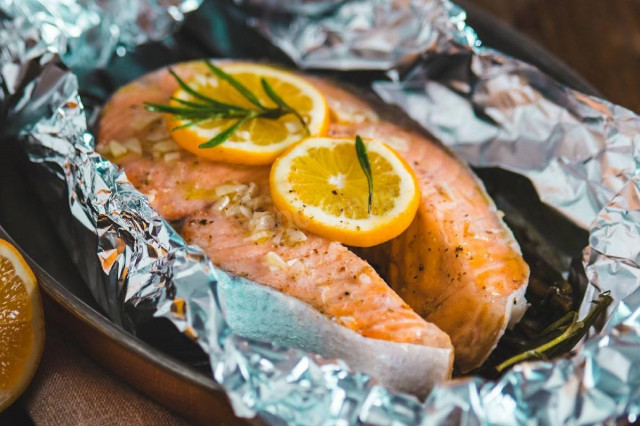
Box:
[466,0,640,113]
[24,326,189,426]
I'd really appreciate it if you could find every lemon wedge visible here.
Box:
[166,63,330,165]
[270,137,420,247]
[0,239,44,411]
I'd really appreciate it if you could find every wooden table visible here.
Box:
[464,0,640,113]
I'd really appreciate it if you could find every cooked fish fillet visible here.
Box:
[318,82,530,372]
[98,61,454,395]
[98,60,528,389]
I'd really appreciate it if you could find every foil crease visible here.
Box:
[241,0,640,230]
[2,0,640,425]
[0,0,202,69]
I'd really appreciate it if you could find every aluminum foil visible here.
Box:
[0,0,202,69]
[2,0,640,424]
[242,0,640,230]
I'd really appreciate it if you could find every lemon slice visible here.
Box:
[166,63,330,165]
[270,137,420,247]
[0,239,44,411]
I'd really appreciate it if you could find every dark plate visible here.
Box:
[0,2,596,424]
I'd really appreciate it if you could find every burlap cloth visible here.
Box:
[23,324,190,425]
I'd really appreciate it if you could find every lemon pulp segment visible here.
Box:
[288,143,401,219]
[270,137,420,247]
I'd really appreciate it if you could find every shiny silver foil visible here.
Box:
[243,0,640,230]
[2,0,640,424]
[0,0,202,68]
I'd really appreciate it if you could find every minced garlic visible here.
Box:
[263,251,287,272]
[262,252,306,275]
[153,140,180,153]
[163,152,180,162]
[358,273,371,284]
[207,181,307,247]
[107,140,127,158]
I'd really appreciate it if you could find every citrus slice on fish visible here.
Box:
[270,136,420,247]
[165,63,330,165]
[0,239,44,411]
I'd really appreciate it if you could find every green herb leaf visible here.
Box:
[198,114,254,149]
[496,292,612,372]
[144,102,219,117]
[169,97,216,109]
[144,62,310,151]
[166,70,247,113]
[261,78,309,136]
[144,102,197,115]
[205,61,264,109]
[355,135,373,214]
[171,117,211,131]
[169,69,227,108]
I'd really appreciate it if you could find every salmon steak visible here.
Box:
[97,60,529,393]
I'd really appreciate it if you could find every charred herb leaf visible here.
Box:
[496,291,612,372]
[144,61,309,148]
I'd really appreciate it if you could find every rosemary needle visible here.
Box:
[355,135,373,214]
[144,61,309,148]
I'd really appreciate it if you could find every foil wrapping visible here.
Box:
[242,0,640,230]
[0,0,202,68]
[2,0,640,424]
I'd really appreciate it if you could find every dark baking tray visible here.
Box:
[0,2,597,424]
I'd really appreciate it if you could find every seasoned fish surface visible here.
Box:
[98,61,454,395]
[98,60,528,388]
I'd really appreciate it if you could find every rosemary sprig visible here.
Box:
[199,113,256,149]
[355,135,373,214]
[205,61,263,108]
[144,61,309,149]
[496,291,612,372]
[261,78,309,135]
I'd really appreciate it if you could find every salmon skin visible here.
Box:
[97,60,527,390]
